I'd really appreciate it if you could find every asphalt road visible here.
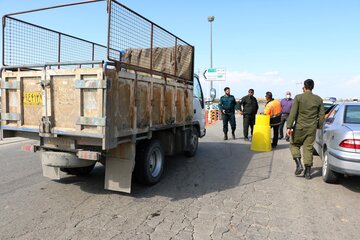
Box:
[1,117,360,240]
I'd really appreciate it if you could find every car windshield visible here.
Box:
[344,105,360,124]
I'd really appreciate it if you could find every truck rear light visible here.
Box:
[339,139,360,150]
[77,150,100,161]
[21,144,36,152]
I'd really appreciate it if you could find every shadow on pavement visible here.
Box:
[49,112,277,199]
[54,165,111,195]
[338,175,360,193]
[55,141,275,200]
[308,166,360,193]
[310,167,322,178]
[132,141,275,200]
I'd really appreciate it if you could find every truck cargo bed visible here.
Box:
[1,64,194,150]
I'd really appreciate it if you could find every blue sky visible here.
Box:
[1,0,360,100]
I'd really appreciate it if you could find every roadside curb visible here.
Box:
[0,137,31,146]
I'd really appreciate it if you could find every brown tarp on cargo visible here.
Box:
[123,45,193,81]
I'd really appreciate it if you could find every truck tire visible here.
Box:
[134,140,164,185]
[63,164,96,176]
[184,131,199,157]
[322,149,339,183]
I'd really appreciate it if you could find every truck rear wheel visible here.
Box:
[134,140,164,185]
[184,131,199,157]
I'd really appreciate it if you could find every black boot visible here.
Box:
[294,157,304,175]
[304,166,311,179]
[224,133,228,140]
[231,130,235,139]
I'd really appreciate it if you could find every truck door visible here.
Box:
[193,75,206,137]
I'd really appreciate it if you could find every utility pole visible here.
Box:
[208,16,215,100]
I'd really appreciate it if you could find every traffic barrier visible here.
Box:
[210,110,216,122]
[205,109,223,126]
[251,114,272,152]
[205,110,208,125]
[205,110,212,126]
[207,110,212,125]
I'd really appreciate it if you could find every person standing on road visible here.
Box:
[239,89,259,141]
[264,91,282,148]
[286,79,324,179]
[219,87,237,140]
[279,91,294,141]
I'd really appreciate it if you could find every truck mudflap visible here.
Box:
[104,142,135,193]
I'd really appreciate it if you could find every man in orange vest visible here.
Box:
[264,91,282,148]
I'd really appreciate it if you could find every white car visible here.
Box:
[314,102,360,183]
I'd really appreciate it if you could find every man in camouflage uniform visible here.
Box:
[287,79,324,179]
[219,87,237,140]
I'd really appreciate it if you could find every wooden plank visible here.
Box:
[52,74,78,129]
[149,79,153,128]
[97,71,105,135]
[106,70,132,145]
[185,86,193,123]
[164,85,175,124]
[152,84,162,126]
[136,80,150,129]
[176,86,185,124]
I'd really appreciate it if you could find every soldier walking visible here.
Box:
[219,87,237,140]
[239,89,259,141]
[286,79,324,179]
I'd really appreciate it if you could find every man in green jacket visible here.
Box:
[239,89,259,141]
[286,79,324,179]
[219,87,237,140]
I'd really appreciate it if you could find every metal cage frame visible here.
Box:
[1,0,194,82]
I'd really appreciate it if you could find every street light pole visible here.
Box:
[208,16,215,99]
[296,81,303,94]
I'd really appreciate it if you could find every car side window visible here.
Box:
[328,105,339,118]
[325,105,340,124]
[324,104,336,118]
[344,105,360,124]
